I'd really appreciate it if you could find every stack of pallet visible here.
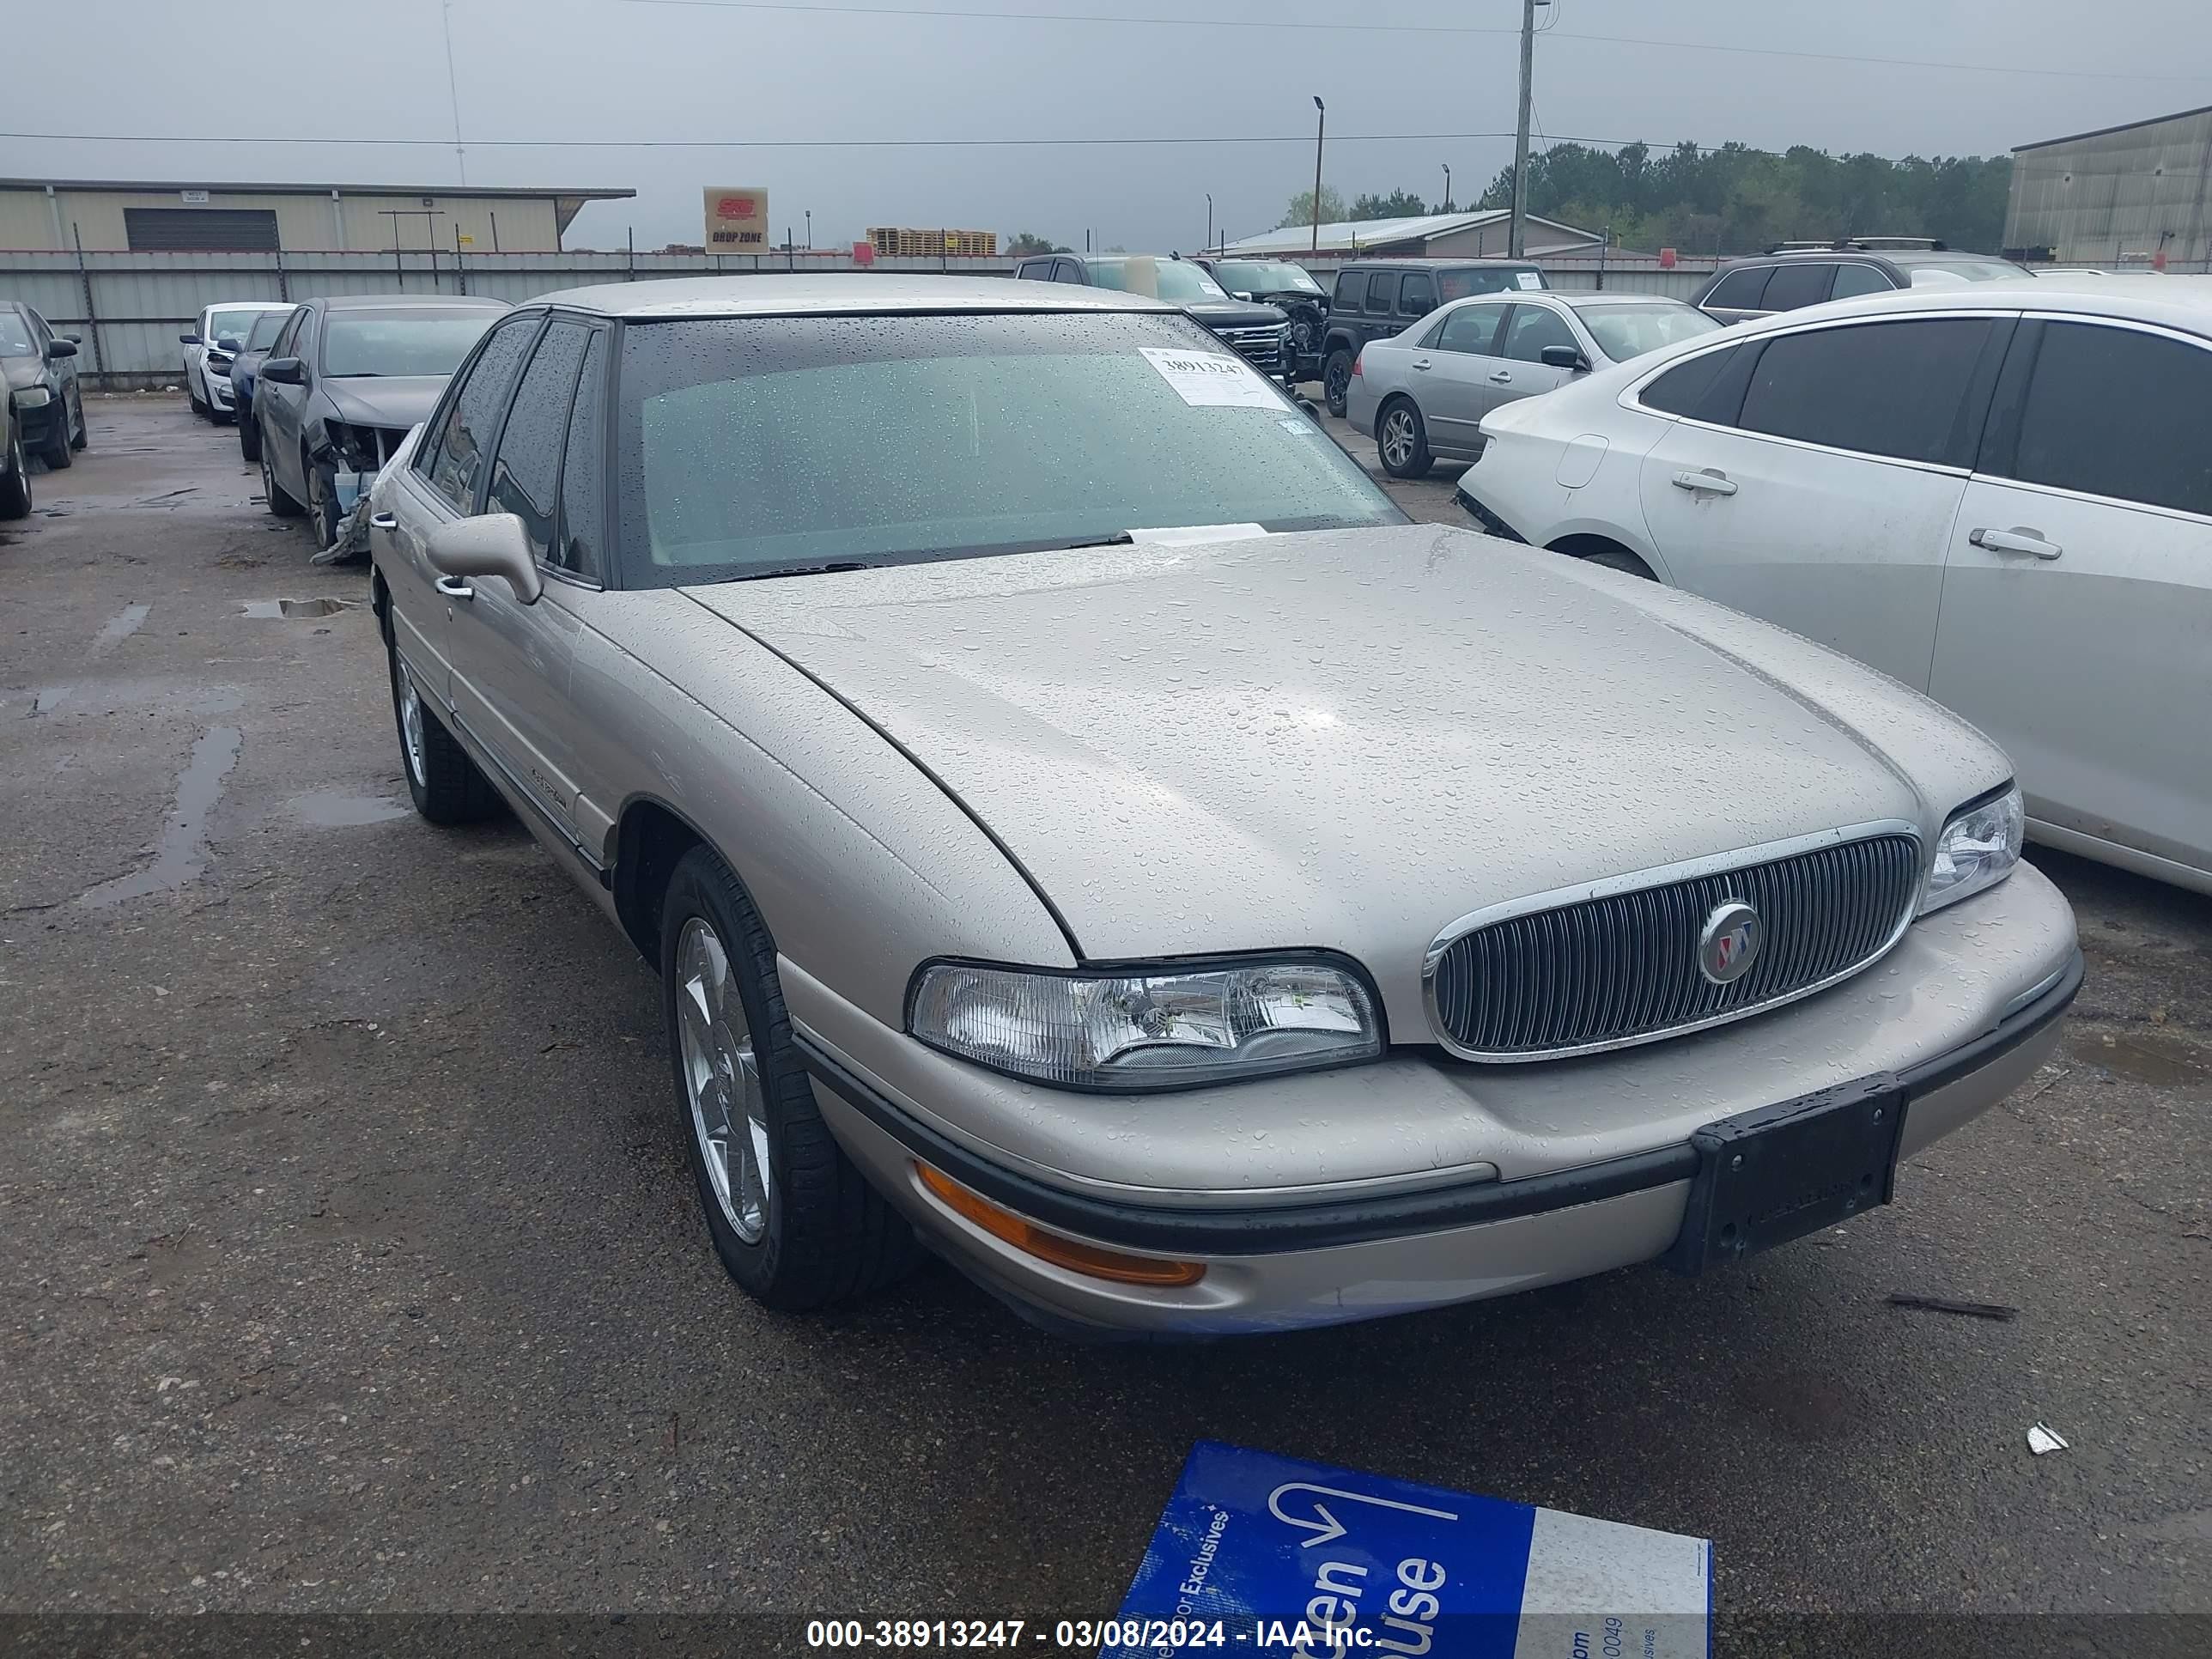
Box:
[866,228,1000,258]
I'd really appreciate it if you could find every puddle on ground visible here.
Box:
[290,791,410,829]
[240,597,356,619]
[2093,1031,2209,1087]
[78,726,242,908]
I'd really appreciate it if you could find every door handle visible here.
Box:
[1671,468,1739,496]
[368,511,397,531]
[1488,370,1514,384]
[435,575,476,600]
[1412,358,1432,371]
[1969,526,2063,560]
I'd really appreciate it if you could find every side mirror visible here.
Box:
[46,338,77,359]
[216,336,243,353]
[180,332,202,345]
[65,334,82,344]
[426,514,541,605]
[1540,343,1591,372]
[260,356,307,386]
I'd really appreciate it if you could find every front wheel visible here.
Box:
[261,444,302,518]
[1323,349,1354,417]
[38,406,70,469]
[661,845,917,1311]
[387,635,501,824]
[69,390,87,451]
[0,424,29,520]
[239,406,261,463]
[1377,398,1434,479]
[307,456,343,548]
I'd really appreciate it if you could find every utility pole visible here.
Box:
[1510,0,1545,258]
[1441,163,1452,214]
[1206,192,1212,252]
[1310,96,1327,254]
[805,209,811,248]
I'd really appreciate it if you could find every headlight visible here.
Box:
[15,385,51,407]
[908,957,1382,1091]
[1920,784,2024,914]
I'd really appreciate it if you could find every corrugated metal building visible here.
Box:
[2003,105,2212,269]
[0,179,635,253]
[1217,209,1601,259]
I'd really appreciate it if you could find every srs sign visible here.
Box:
[1107,1443,1710,1659]
[703,186,769,252]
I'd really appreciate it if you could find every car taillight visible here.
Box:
[1351,352,1364,376]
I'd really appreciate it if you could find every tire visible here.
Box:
[0,423,29,520]
[386,633,501,824]
[38,404,70,469]
[660,844,917,1312]
[239,405,261,464]
[1376,398,1433,480]
[69,389,87,451]
[307,456,343,548]
[1582,548,1657,580]
[187,376,208,417]
[261,444,302,518]
[1323,348,1355,417]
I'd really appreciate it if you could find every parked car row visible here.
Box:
[181,301,293,423]
[0,300,88,515]
[346,272,2078,1338]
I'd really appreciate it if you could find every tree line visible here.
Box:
[1267,142,2014,254]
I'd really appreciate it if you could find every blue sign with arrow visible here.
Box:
[1106,1442,1710,1659]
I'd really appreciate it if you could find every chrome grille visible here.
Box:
[1215,325,1284,370]
[1427,833,1922,1060]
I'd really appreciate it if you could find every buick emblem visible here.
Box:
[1698,901,1763,985]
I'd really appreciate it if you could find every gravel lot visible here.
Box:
[2,398,2205,1653]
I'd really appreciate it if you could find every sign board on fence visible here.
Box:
[703,186,770,252]
[1107,1442,1711,1659]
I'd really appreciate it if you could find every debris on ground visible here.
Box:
[2027,1424,2070,1455]
[1887,1293,2021,1322]
[310,495,373,566]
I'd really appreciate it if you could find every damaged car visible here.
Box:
[369,276,2081,1337]
[256,293,507,547]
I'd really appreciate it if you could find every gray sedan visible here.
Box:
[1349,291,1721,477]
[368,276,2076,1337]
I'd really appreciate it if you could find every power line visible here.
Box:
[614,0,2195,82]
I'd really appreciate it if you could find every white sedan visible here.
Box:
[1346,291,1720,477]
[1455,280,2212,896]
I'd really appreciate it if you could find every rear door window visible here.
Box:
[1702,266,1773,312]
[1334,270,1367,311]
[420,314,541,513]
[1759,263,1837,311]
[1829,263,1891,300]
[1365,274,1397,314]
[2002,321,2212,516]
[1436,303,1508,355]
[1638,346,1741,417]
[1054,260,1085,283]
[1397,271,1436,317]
[1736,318,1993,465]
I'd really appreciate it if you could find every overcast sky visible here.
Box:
[10,0,2209,252]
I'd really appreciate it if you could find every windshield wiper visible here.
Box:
[1060,532,1133,550]
[727,560,874,582]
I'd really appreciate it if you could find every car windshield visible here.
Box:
[1893,254,2031,284]
[1213,260,1324,296]
[1438,265,1546,301]
[0,309,34,356]
[1083,258,1229,302]
[245,309,292,350]
[617,311,1402,585]
[320,307,502,377]
[207,307,278,349]
[1575,301,1723,362]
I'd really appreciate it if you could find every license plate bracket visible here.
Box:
[1664,1076,1905,1274]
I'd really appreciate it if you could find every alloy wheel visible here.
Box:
[1382,408,1417,470]
[675,917,771,1244]
[395,658,428,787]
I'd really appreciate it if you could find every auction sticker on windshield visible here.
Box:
[1139,346,1283,410]
[1105,1442,1711,1659]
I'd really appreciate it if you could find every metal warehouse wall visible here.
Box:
[0,189,574,254]
[0,247,1717,386]
[2005,107,2212,265]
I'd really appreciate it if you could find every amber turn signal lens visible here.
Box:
[914,1163,1206,1288]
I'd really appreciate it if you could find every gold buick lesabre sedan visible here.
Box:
[365,276,2080,1337]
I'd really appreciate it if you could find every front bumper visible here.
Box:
[15,396,61,447]
[204,368,235,411]
[793,866,2081,1334]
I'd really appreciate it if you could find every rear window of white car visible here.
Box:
[615,312,1402,582]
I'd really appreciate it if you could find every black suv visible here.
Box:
[1012,253,1290,380]
[1316,258,1548,415]
[1692,240,2032,325]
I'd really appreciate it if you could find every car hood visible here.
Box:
[683,525,2008,1022]
[1185,301,1288,329]
[321,376,450,429]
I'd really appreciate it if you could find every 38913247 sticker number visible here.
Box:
[1138,346,1283,410]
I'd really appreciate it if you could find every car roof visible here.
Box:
[1339,257,1538,270]
[530,274,1175,319]
[313,294,509,312]
[1721,274,2212,339]
[1555,292,1692,308]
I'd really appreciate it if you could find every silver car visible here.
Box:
[368,276,2079,1337]
[1349,291,1721,477]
